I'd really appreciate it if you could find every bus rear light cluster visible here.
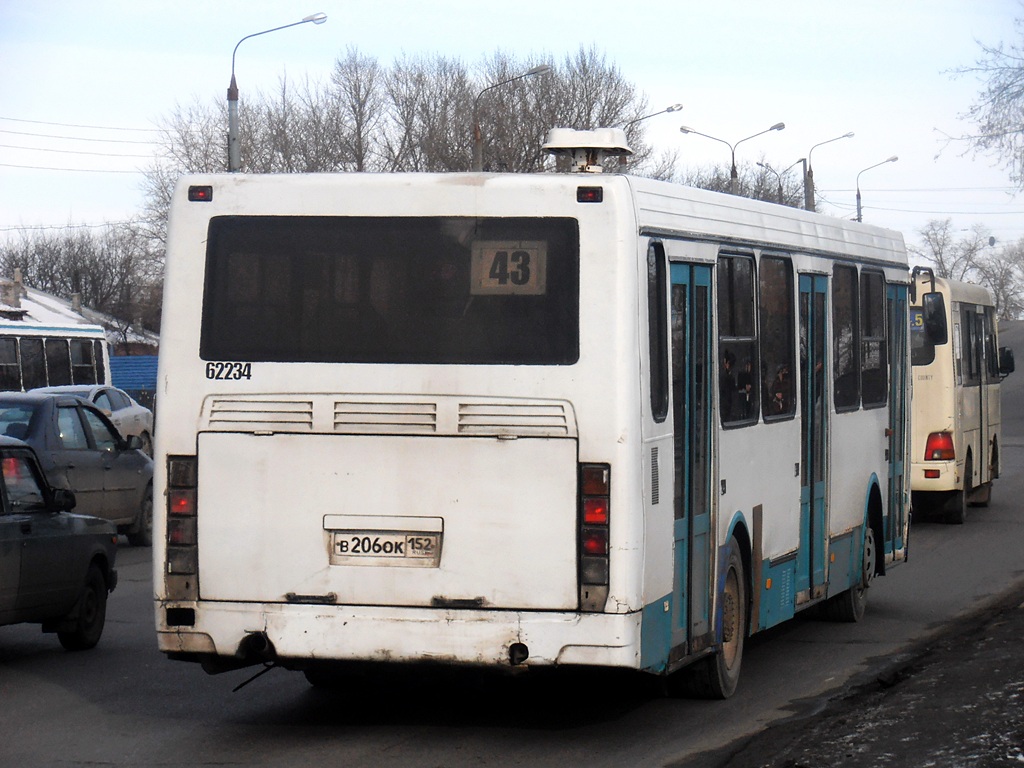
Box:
[579,463,610,611]
[166,456,199,600]
[924,432,955,461]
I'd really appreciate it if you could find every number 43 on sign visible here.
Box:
[470,240,547,295]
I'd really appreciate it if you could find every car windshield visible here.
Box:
[0,404,37,441]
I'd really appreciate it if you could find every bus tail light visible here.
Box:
[924,432,955,461]
[166,456,198,601]
[579,463,610,612]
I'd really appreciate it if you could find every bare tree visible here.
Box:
[675,159,804,205]
[954,17,1024,187]
[331,47,386,171]
[979,239,1024,319]
[910,219,992,281]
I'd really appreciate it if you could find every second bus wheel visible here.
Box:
[947,455,972,525]
[670,536,748,699]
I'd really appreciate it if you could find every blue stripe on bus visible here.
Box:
[639,594,673,672]
[0,325,104,336]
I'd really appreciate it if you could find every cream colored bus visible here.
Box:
[910,269,1014,523]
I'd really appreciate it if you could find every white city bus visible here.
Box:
[154,130,910,697]
[0,324,109,392]
[909,268,1013,523]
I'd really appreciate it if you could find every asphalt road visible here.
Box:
[2,327,1023,767]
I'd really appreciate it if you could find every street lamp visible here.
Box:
[804,131,854,211]
[680,122,785,194]
[855,155,898,222]
[472,64,552,172]
[623,103,683,131]
[227,12,327,172]
[757,158,803,205]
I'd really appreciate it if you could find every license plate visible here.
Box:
[329,530,442,567]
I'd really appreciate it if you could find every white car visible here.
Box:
[31,385,154,455]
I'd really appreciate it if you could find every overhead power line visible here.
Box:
[0,128,154,145]
[0,115,159,133]
[0,161,141,174]
[0,143,152,159]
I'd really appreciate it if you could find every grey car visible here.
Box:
[0,392,154,546]
[0,435,118,649]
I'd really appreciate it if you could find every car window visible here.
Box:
[94,392,113,411]
[2,455,47,512]
[0,405,36,441]
[58,406,90,450]
[82,408,119,450]
[108,389,131,410]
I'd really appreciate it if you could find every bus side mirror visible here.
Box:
[921,292,948,345]
[999,346,1015,378]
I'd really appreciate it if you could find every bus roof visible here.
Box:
[172,171,909,270]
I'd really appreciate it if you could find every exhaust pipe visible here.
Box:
[238,631,275,661]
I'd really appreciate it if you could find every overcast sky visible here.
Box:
[1,0,1021,250]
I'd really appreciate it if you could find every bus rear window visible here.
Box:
[200,216,580,365]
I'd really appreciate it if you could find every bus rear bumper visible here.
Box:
[910,460,959,492]
[156,601,644,673]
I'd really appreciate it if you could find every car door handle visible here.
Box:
[20,522,31,534]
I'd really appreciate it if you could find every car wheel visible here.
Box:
[127,488,154,547]
[58,564,108,651]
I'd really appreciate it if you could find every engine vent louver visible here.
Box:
[334,401,437,434]
[458,403,569,436]
[203,396,574,437]
[209,399,314,430]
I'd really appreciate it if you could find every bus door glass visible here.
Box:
[798,275,829,599]
[670,262,713,653]
[887,283,908,550]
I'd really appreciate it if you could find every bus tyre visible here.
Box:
[947,456,971,525]
[822,523,874,623]
[58,564,108,651]
[673,537,747,699]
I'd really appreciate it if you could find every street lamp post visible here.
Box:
[855,155,898,222]
[804,131,854,211]
[623,103,684,131]
[472,64,551,172]
[227,12,327,172]
[618,103,682,170]
[757,158,803,204]
[680,122,785,195]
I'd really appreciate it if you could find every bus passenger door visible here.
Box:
[886,284,908,551]
[798,275,829,600]
[670,263,714,653]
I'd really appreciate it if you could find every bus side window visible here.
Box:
[647,242,669,423]
[0,338,20,391]
[861,271,887,407]
[717,253,758,426]
[832,264,859,410]
[960,306,981,386]
[44,339,72,387]
[759,255,795,419]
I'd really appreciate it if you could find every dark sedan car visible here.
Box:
[0,436,118,649]
[0,392,154,546]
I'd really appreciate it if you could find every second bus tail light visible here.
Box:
[924,431,955,461]
[579,463,610,612]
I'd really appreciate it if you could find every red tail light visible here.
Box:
[924,432,955,461]
[579,463,610,611]
[165,456,199,599]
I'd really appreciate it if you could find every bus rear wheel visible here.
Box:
[671,536,747,699]
[947,456,972,525]
[822,523,874,623]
